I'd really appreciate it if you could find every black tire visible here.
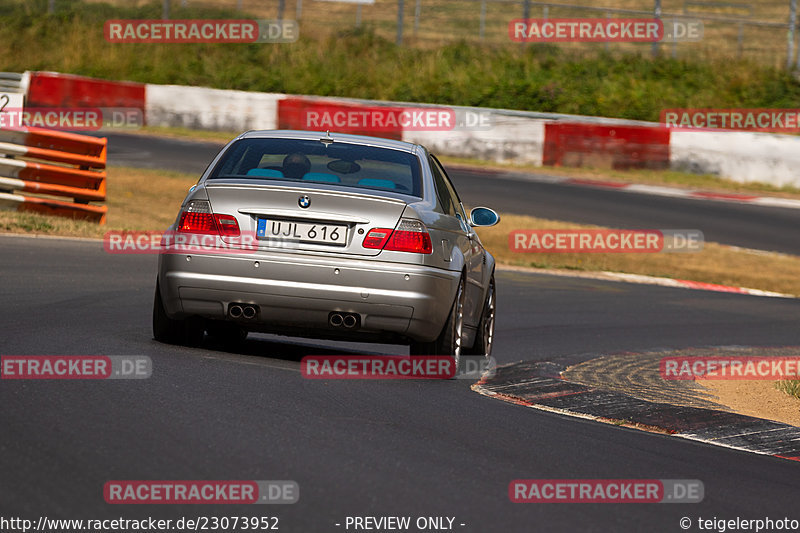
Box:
[465,272,495,358]
[152,280,204,346]
[410,275,466,373]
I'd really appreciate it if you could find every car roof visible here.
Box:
[236,130,423,154]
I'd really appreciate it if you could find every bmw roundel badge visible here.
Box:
[298,195,311,209]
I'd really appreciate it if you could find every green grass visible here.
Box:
[81,0,800,66]
[2,0,800,122]
[776,380,800,400]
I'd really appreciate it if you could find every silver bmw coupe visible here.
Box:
[153,130,499,363]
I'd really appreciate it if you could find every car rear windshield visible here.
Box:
[209,138,423,197]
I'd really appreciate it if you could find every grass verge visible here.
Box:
[2,166,800,297]
[776,380,800,400]
[134,125,240,145]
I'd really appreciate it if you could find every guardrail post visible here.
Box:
[479,0,486,39]
[672,17,678,58]
[789,0,797,69]
[737,22,743,58]
[519,0,531,50]
[795,0,800,70]
[396,0,404,45]
[652,0,661,58]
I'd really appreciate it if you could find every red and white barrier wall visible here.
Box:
[669,130,800,189]
[146,84,282,131]
[27,71,145,109]
[19,71,800,188]
[404,113,547,166]
[543,122,670,170]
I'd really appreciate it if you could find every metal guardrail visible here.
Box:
[0,126,108,224]
[486,0,798,65]
[0,73,26,96]
[496,1,783,26]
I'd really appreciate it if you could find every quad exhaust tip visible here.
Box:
[329,312,360,329]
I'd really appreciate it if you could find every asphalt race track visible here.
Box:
[2,233,800,531]
[102,132,800,255]
[2,134,800,531]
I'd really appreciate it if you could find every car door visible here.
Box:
[429,155,485,328]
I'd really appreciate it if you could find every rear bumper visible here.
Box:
[158,250,460,342]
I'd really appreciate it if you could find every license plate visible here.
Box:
[257,218,347,246]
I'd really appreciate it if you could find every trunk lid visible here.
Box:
[205,181,408,256]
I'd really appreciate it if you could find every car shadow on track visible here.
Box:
[183,333,406,364]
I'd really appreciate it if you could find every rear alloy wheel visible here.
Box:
[410,275,466,373]
[152,280,204,346]
[465,272,495,358]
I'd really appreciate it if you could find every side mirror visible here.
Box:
[469,207,500,227]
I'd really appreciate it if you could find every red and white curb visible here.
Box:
[498,265,797,299]
[601,272,795,298]
[613,182,800,209]
[471,364,800,463]
[494,171,800,210]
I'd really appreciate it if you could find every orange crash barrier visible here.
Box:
[0,127,108,224]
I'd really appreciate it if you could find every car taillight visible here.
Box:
[388,228,433,254]
[362,218,432,254]
[214,214,240,237]
[363,228,393,249]
[177,200,240,236]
